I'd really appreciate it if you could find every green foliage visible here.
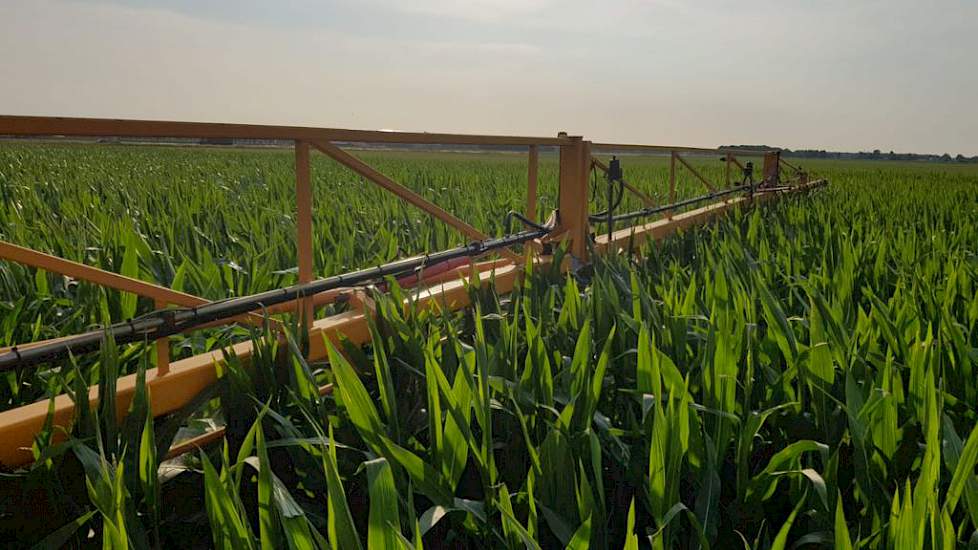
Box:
[4,146,978,548]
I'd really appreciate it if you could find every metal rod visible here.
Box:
[0,228,546,372]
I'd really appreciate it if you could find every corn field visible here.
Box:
[2,142,978,548]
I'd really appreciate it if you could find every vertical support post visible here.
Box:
[526,145,538,222]
[762,151,780,187]
[668,151,676,218]
[524,145,540,263]
[556,136,590,261]
[581,141,592,224]
[154,299,169,376]
[295,141,314,341]
[725,153,731,188]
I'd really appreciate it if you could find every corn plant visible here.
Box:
[2,144,978,548]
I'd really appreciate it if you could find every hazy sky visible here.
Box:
[2,0,976,154]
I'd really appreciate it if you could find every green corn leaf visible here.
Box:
[636,323,660,397]
[736,402,797,502]
[367,318,401,438]
[255,420,276,548]
[565,514,591,550]
[770,490,806,550]
[944,415,978,518]
[569,320,592,401]
[322,424,363,550]
[200,451,255,550]
[327,339,386,453]
[422,339,446,475]
[756,272,797,364]
[34,268,49,295]
[137,392,158,531]
[119,234,140,320]
[807,296,835,386]
[746,440,828,503]
[242,456,324,550]
[29,509,97,550]
[365,457,401,550]
[834,492,853,550]
[498,484,522,549]
[623,498,638,550]
[419,505,451,537]
[378,434,454,506]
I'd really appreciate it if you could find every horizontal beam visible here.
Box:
[592,143,776,157]
[0,117,786,154]
[0,115,569,147]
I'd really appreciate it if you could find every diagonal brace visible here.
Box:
[779,156,802,172]
[728,155,746,171]
[0,241,277,326]
[311,141,521,262]
[674,154,717,193]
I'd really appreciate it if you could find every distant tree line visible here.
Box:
[722,145,978,163]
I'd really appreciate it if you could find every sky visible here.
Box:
[1,0,976,155]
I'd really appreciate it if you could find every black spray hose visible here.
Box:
[0,227,548,372]
[589,176,625,219]
[503,210,550,234]
[589,157,627,235]
[600,183,753,224]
